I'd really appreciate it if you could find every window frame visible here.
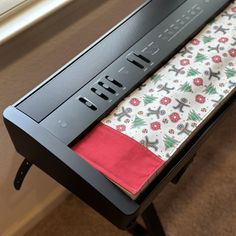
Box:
[0,0,72,45]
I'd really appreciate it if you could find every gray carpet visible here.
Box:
[25,105,236,236]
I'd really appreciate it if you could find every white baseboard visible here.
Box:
[2,187,69,236]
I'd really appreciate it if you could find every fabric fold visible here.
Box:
[72,124,164,196]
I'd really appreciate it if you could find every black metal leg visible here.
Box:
[141,203,166,236]
[171,156,195,184]
[127,203,165,236]
[128,154,196,236]
[127,222,148,236]
[14,159,32,190]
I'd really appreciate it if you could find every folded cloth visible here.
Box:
[72,124,164,196]
[73,2,236,198]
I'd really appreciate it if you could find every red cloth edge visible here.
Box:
[72,124,164,195]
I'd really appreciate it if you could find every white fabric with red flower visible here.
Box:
[102,2,236,160]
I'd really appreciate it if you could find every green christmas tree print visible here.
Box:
[204,83,217,95]
[179,82,193,92]
[150,74,162,84]
[195,53,208,62]
[187,67,200,77]
[188,110,202,121]
[143,95,157,105]
[225,67,236,79]
[164,135,178,150]
[202,35,214,44]
[131,116,146,129]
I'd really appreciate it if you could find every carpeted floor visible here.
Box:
[25,104,236,236]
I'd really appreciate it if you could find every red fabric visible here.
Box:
[72,124,164,195]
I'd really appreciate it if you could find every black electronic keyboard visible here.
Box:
[3,0,233,233]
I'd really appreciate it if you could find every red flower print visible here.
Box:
[169,112,180,123]
[193,77,203,86]
[196,94,205,104]
[191,39,200,45]
[150,122,161,131]
[218,37,228,43]
[180,59,190,66]
[116,125,126,132]
[229,48,236,57]
[231,7,236,13]
[130,98,140,106]
[212,55,222,63]
[160,97,171,105]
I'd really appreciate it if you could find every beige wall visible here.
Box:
[0,0,143,235]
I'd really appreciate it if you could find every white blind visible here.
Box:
[0,0,71,44]
[0,0,28,16]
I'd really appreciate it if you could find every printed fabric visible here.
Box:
[102,2,236,161]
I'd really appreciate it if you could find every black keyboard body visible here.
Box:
[3,0,233,229]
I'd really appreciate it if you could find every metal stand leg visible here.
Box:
[171,155,195,184]
[127,203,165,236]
[14,159,32,190]
[142,203,166,236]
[128,155,196,236]
[128,222,148,236]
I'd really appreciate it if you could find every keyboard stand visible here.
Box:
[3,0,234,235]
[127,153,196,236]
[128,203,165,236]
[11,93,235,236]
